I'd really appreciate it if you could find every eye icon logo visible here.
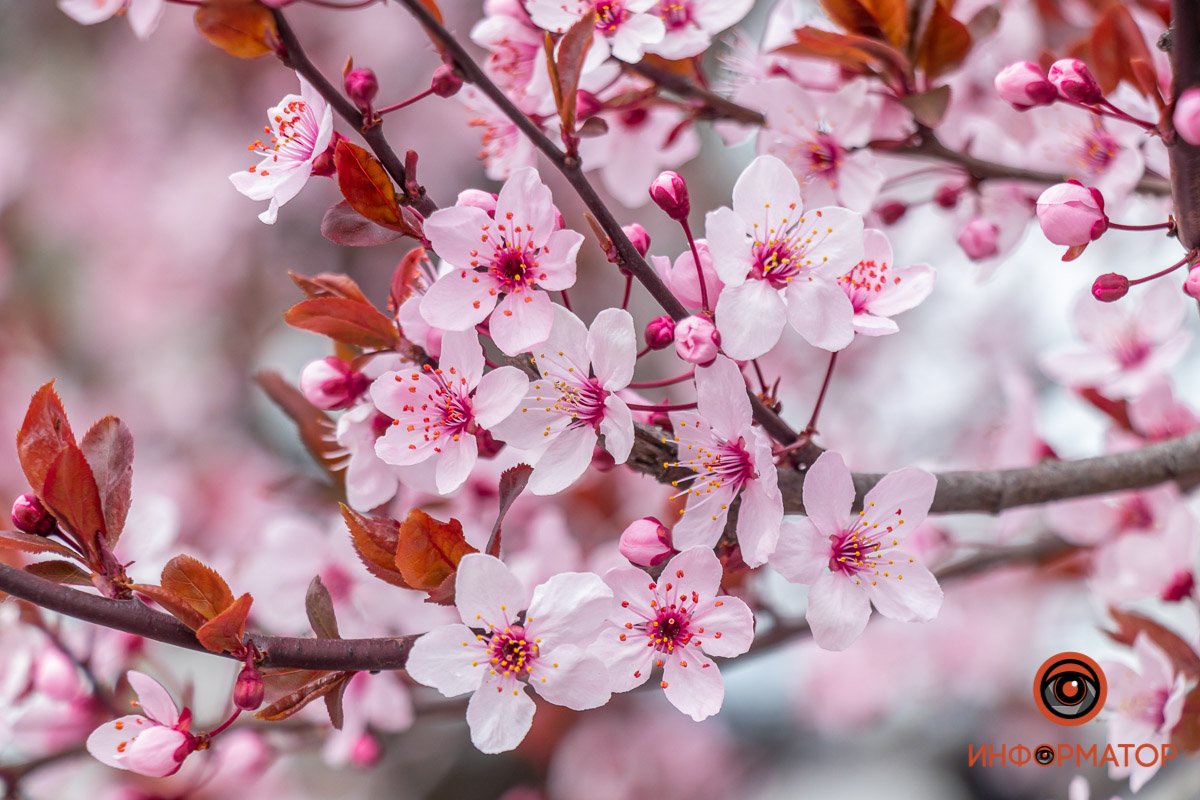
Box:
[1033,652,1106,726]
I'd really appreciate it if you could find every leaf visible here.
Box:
[1090,5,1156,97]
[289,271,370,304]
[1173,685,1200,753]
[966,3,1001,42]
[194,0,278,59]
[486,464,533,558]
[17,382,76,494]
[1061,243,1088,262]
[24,560,92,586]
[916,2,971,81]
[256,671,352,722]
[41,445,106,553]
[0,531,84,561]
[390,247,429,312]
[334,140,406,230]
[820,0,887,41]
[160,555,235,622]
[81,417,134,547]
[255,371,346,487]
[554,13,596,136]
[340,504,409,588]
[284,297,400,350]
[132,583,210,630]
[196,593,253,653]
[306,576,340,640]
[395,509,477,593]
[324,678,348,730]
[320,201,408,248]
[1108,609,1200,680]
[862,0,908,48]
[899,84,952,127]
[776,27,911,86]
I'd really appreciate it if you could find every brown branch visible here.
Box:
[1169,0,1200,246]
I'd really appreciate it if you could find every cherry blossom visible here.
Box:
[405,554,613,753]
[771,451,941,651]
[705,155,865,358]
[661,356,782,566]
[58,0,164,40]
[838,229,934,337]
[335,401,406,511]
[526,0,665,64]
[591,547,754,721]
[645,0,755,60]
[1092,505,1198,605]
[491,306,636,495]
[371,330,528,495]
[86,671,197,778]
[229,75,334,225]
[462,87,539,180]
[651,239,723,309]
[471,0,555,116]
[419,168,583,355]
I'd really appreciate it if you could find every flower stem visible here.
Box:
[205,709,242,740]
[629,370,694,389]
[1128,253,1193,286]
[679,218,709,312]
[1108,219,1176,233]
[627,401,699,412]
[621,274,633,310]
[375,87,436,116]
[803,351,839,436]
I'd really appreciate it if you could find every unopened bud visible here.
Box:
[644,315,676,350]
[1036,181,1108,246]
[649,171,690,221]
[300,357,370,410]
[619,517,675,567]
[311,131,344,178]
[674,315,721,366]
[1048,58,1102,105]
[430,64,463,98]
[344,68,379,116]
[1175,88,1200,147]
[876,201,907,225]
[957,218,1000,260]
[575,90,602,119]
[1183,266,1200,299]
[933,182,962,209]
[994,61,1057,109]
[623,223,651,258]
[350,733,381,767]
[234,663,265,710]
[11,494,56,537]
[1092,273,1129,302]
[591,446,616,472]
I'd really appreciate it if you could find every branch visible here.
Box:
[1170,0,1200,246]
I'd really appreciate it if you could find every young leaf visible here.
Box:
[289,271,371,305]
[340,504,410,588]
[1108,608,1200,680]
[24,560,92,586]
[916,2,971,81]
[333,140,408,231]
[160,555,235,622]
[395,509,477,592]
[554,13,596,137]
[777,27,911,86]
[390,247,429,312]
[320,200,408,248]
[1090,5,1155,97]
[284,297,400,350]
[819,0,887,42]
[194,0,278,59]
[0,531,84,561]
[41,445,106,554]
[486,464,533,558]
[306,576,341,640]
[81,416,134,547]
[196,593,253,653]
[254,371,346,489]
[257,671,353,722]
[899,84,951,127]
[132,583,210,631]
[17,382,76,494]
[324,678,348,730]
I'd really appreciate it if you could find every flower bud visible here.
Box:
[994,61,1057,109]
[344,68,379,116]
[623,223,651,258]
[649,171,690,221]
[619,517,675,567]
[350,733,381,768]
[1048,58,1102,105]
[933,181,963,209]
[1091,273,1129,302]
[875,200,907,225]
[1036,181,1108,246]
[311,131,344,178]
[234,663,264,710]
[591,446,616,472]
[11,493,56,536]
[956,218,1000,260]
[1175,88,1200,146]
[300,357,370,410]
[644,315,676,350]
[430,64,463,98]
[1184,266,1200,300]
[674,315,720,366]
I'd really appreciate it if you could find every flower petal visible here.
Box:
[127,671,179,727]
[865,553,942,622]
[472,366,529,429]
[861,466,937,533]
[454,553,527,629]
[695,355,752,442]
[527,571,613,650]
[802,451,854,536]
[662,648,724,721]
[405,624,487,697]
[465,671,536,754]
[784,277,855,351]
[529,645,612,710]
[692,595,755,658]
[490,290,555,356]
[770,516,829,585]
[806,572,871,651]
[420,268,498,331]
[528,424,597,495]
[587,308,637,390]
[714,279,787,360]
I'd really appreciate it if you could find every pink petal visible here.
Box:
[851,313,900,337]
[439,329,485,388]
[714,279,787,360]
[694,355,752,443]
[465,671,536,754]
[599,394,634,464]
[494,167,556,247]
[692,595,754,658]
[536,229,583,290]
[662,648,724,721]
[405,624,486,697]
[472,366,529,429]
[771,516,830,585]
[704,206,753,287]
[424,205,497,270]
[662,546,724,600]
[602,564,657,616]
[588,622,656,693]
[528,424,597,495]
[865,262,935,318]
[434,434,478,494]
[802,451,854,536]
[861,466,937,533]
[123,726,190,777]
[454,554,527,629]
[127,671,179,727]
[526,572,613,650]
[731,155,804,225]
[735,460,783,567]
[86,715,150,770]
[489,290,555,356]
[671,483,736,550]
[784,276,855,351]
[806,572,871,651]
[864,553,942,622]
[528,645,611,710]
[420,268,498,331]
[536,305,591,376]
[587,308,636,390]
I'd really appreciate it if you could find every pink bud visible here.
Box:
[649,171,690,221]
[1048,58,1102,105]
[674,315,720,366]
[1036,181,1108,246]
[876,201,907,225]
[311,131,344,178]
[234,663,264,710]
[11,493,56,536]
[430,64,463,98]
[1184,266,1200,299]
[644,315,676,350]
[619,517,675,567]
[1092,273,1129,302]
[1175,88,1200,146]
[933,181,963,209]
[300,357,370,410]
[350,733,382,767]
[623,223,651,257]
[994,61,1057,109]
[344,68,379,116]
[957,218,1001,260]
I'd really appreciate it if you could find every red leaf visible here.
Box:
[306,576,340,640]
[160,555,235,622]
[1090,5,1156,97]
[255,371,346,488]
[320,200,408,248]
[554,13,596,136]
[390,247,429,312]
[132,583,210,630]
[0,531,84,562]
[820,0,888,41]
[41,445,106,554]
[17,382,76,495]
[284,297,400,350]
[486,464,533,558]
[395,509,477,593]
[256,671,352,722]
[916,2,972,81]
[81,417,134,547]
[196,593,252,653]
[24,560,92,586]
[194,0,278,59]
[289,271,370,304]
[1108,609,1200,680]
[776,27,911,86]
[340,504,410,588]
[333,141,407,230]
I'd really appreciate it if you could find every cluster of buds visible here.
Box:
[996,59,1102,110]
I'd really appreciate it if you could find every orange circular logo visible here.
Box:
[1033,652,1106,726]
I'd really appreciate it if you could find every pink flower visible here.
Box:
[1033,106,1145,204]
[1049,58,1103,105]
[956,217,1000,260]
[1129,379,1199,440]
[526,0,665,64]
[300,356,370,410]
[462,87,539,180]
[335,402,405,510]
[228,76,334,225]
[651,239,724,309]
[592,547,754,721]
[771,451,942,651]
[58,0,164,40]
[663,356,783,566]
[673,315,720,365]
[1185,265,1200,299]
[1040,281,1191,398]
[490,307,636,495]
[419,168,583,355]
[86,671,197,777]
[644,315,676,349]
[471,0,555,116]
[1174,87,1200,146]
[994,61,1057,109]
[705,155,865,358]
[371,330,528,494]
[1093,506,1198,606]
[838,228,934,336]
[1103,635,1191,791]
[405,554,613,753]
[645,0,754,59]
[1036,182,1108,246]
[618,516,675,566]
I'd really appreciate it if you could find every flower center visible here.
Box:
[668,435,758,509]
[826,503,913,586]
[659,0,693,30]
[839,256,896,312]
[595,1,627,33]
[647,603,694,653]
[1117,495,1154,530]
[1114,337,1151,369]
[552,377,609,428]
[807,132,843,178]
[486,624,539,678]
[491,244,539,294]
[751,239,802,288]
[390,365,475,451]
[245,99,318,177]
[1078,128,1119,174]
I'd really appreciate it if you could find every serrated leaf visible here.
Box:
[820,0,887,41]
[284,297,400,350]
[395,509,477,592]
[289,271,370,304]
[41,445,106,555]
[320,200,408,248]
[486,464,532,558]
[306,576,340,640]
[554,12,596,136]
[81,416,134,547]
[255,371,346,488]
[1108,609,1200,679]
[324,677,348,730]
[777,27,911,85]
[194,0,278,59]
[256,671,352,722]
[160,555,235,622]
[24,560,92,586]
[1090,4,1155,97]
[17,382,76,495]
[132,583,210,630]
[334,140,406,230]
[390,247,429,313]
[0,531,84,561]
[916,2,971,81]
[340,504,409,588]
[196,593,252,653]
